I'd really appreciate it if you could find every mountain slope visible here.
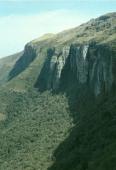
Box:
[3,12,115,91]
[0,12,116,170]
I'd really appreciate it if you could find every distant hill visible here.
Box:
[0,52,22,85]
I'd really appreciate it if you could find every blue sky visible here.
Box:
[0,0,116,58]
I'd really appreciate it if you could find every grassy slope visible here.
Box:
[0,52,22,85]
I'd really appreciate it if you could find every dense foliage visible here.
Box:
[0,88,116,170]
[0,90,73,170]
[49,92,116,170]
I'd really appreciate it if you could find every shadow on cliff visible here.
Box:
[47,87,116,170]
[8,44,36,80]
[45,50,98,169]
[34,49,97,169]
[34,47,55,91]
[34,43,116,170]
[47,46,116,170]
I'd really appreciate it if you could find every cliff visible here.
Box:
[36,42,113,96]
[4,12,115,96]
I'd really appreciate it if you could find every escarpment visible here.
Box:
[36,42,113,96]
[6,12,115,96]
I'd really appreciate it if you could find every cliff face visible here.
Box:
[8,43,37,80]
[36,43,113,96]
[35,46,70,90]
[6,41,113,97]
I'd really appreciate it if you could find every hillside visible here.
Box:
[0,12,116,170]
[0,52,22,85]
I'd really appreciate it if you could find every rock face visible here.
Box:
[87,44,113,95]
[36,46,70,90]
[69,44,89,84]
[37,42,113,95]
[67,43,113,95]
[51,46,70,89]
[8,43,36,80]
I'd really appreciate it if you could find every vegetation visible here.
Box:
[0,85,116,170]
[49,91,116,170]
[0,89,73,170]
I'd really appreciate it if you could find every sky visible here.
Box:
[0,0,116,58]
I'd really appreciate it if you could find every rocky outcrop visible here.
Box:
[69,44,89,84]
[36,46,70,91]
[37,42,113,96]
[51,46,70,89]
[8,43,37,80]
[88,44,113,95]
[67,43,113,95]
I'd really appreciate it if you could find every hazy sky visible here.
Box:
[0,0,116,58]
